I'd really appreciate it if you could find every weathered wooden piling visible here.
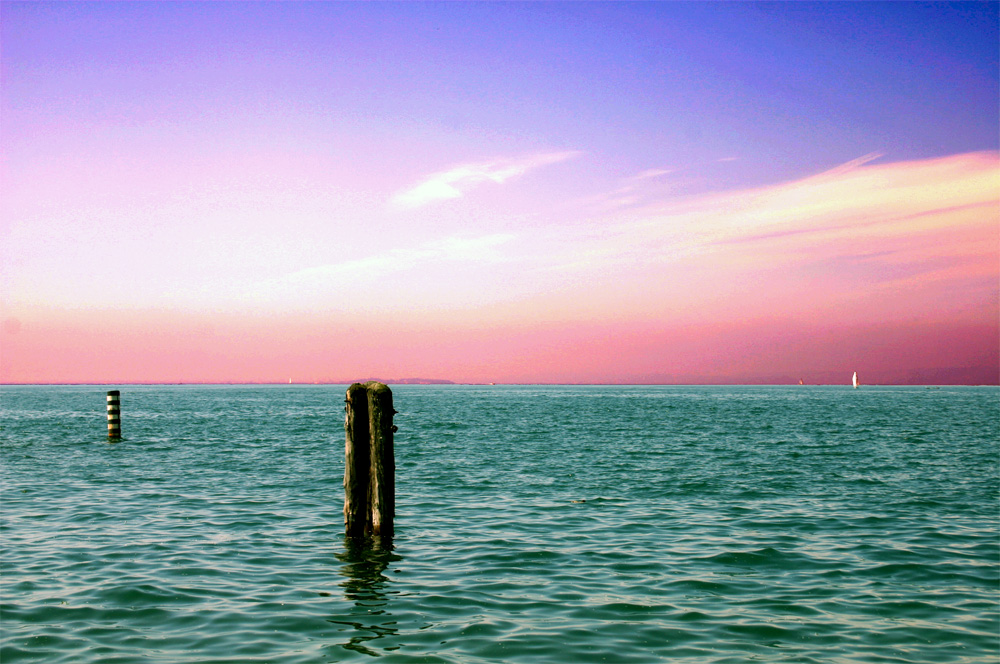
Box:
[344,382,396,538]
[344,383,371,537]
[107,390,121,441]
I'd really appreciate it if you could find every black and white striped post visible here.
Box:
[107,390,121,441]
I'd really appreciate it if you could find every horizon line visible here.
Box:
[2,381,997,387]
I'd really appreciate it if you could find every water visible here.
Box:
[1,384,997,663]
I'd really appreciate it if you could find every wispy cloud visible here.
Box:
[809,151,883,179]
[574,166,678,211]
[526,151,999,321]
[391,151,581,209]
[634,168,674,180]
[244,233,516,307]
[595,151,996,253]
[281,234,515,283]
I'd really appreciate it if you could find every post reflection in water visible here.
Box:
[329,535,402,657]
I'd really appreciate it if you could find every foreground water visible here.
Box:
[1,384,997,663]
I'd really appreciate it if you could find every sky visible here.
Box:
[1,1,998,385]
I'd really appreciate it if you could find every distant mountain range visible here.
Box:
[350,378,456,385]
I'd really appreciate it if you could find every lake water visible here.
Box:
[1,384,998,663]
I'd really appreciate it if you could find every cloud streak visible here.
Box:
[243,233,517,309]
[519,151,999,324]
[391,151,581,209]
[280,233,515,283]
[586,151,998,262]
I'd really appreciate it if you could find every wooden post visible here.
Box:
[367,382,395,538]
[344,383,371,537]
[107,390,121,441]
[344,382,396,538]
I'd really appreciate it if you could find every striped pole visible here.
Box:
[107,390,121,441]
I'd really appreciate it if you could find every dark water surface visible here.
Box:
[2,385,998,663]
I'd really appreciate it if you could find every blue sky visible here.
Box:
[2,1,997,383]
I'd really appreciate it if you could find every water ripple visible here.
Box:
[1,385,997,662]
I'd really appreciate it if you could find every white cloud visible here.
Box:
[548,151,1000,281]
[247,233,517,305]
[391,151,581,209]
[633,168,674,180]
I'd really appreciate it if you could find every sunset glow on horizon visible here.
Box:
[2,2,998,384]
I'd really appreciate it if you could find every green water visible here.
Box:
[1,385,997,662]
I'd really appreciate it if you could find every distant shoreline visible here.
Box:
[2,382,998,387]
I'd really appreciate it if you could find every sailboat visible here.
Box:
[852,371,859,389]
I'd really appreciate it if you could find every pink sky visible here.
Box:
[2,3,998,384]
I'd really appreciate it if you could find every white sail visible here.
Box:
[852,371,858,389]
